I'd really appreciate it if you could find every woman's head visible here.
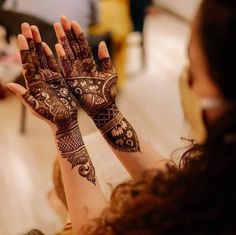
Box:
[82,1,236,234]
[188,0,236,122]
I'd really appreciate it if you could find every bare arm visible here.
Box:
[93,105,166,181]
[53,124,107,232]
[55,16,166,181]
[8,23,107,234]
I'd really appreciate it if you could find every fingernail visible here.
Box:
[31,25,38,30]
[54,22,60,28]
[22,22,29,27]
[99,41,105,49]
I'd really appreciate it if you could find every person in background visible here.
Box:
[8,0,236,234]
[129,0,152,67]
[130,0,152,33]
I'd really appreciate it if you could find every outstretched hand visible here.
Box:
[8,17,140,154]
[8,23,96,184]
[54,16,118,118]
[53,16,140,153]
[8,23,78,130]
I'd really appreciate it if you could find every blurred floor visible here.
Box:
[0,11,191,235]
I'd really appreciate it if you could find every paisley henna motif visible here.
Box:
[59,30,140,153]
[20,39,96,184]
[93,104,140,152]
[56,121,96,184]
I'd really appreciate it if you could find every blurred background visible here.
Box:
[0,0,201,234]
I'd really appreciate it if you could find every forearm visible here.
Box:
[111,138,167,181]
[93,104,166,181]
[54,121,107,234]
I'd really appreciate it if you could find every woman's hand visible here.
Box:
[54,16,117,118]
[8,23,109,233]
[8,23,78,131]
[8,23,97,184]
[54,16,140,153]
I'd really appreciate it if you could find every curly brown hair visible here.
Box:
[81,0,236,234]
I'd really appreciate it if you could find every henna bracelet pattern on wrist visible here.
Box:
[56,121,96,185]
[93,104,140,153]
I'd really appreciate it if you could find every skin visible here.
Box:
[6,8,227,234]
[8,21,108,234]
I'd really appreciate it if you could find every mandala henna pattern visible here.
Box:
[59,31,140,153]
[20,40,96,184]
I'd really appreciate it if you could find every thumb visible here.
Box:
[7,83,53,129]
[7,83,27,97]
[7,82,37,110]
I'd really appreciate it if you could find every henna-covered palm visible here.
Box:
[21,39,78,127]
[56,19,140,153]
[16,25,96,184]
[59,30,117,117]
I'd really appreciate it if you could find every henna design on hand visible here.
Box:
[93,104,140,152]
[59,31,116,117]
[21,46,77,126]
[56,121,96,184]
[59,30,140,152]
[20,37,96,184]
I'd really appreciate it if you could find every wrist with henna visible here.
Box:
[20,37,96,185]
[56,120,96,185]
[56,25,140,153]
[92,103,140,153]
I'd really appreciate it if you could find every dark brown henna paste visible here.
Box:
[77,33,93,60]
[35,42,48,69]
[93,104,140,152]
[100,57,116,74]
[56,121,96,184]
[46,55,60,73]
[20,41,96,184]
[60,36,74,62]
[59,30,140,153]
[27,38,36,53]
[63,57,117,117]
[65,29,81,59]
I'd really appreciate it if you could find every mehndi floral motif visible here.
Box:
[93,104,140,152]
[59,29,140,153]
[20,38,96,184]
[56,121,96,184]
